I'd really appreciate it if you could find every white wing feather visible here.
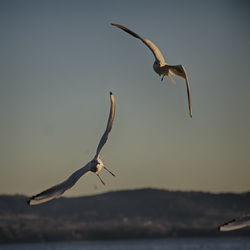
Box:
[95,92,115,158]
[169,65,192,118]
[111,23,166,64]
[28,163,92,205]
[219,214,250,231]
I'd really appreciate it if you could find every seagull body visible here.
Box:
[111,23,192,118]
[219,214,250,231]
[28,92,115,205]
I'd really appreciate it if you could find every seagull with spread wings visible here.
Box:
[28,92,116,205]
[219,214,250,231]
[111,23,192,118]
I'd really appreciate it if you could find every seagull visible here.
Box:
[27,92,116,205]
[218,214,250,231]
[111,23,192,118]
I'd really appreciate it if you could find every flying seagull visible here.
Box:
[111,23,192,118]
[28,92,115,205]
[219,214,250,231]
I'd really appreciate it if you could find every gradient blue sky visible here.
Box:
[1,0,250,196]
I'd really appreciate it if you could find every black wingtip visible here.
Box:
[111,23,122,29]
[27,195,35,206]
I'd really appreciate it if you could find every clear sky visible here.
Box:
[0,0,250,197]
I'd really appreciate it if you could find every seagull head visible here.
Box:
[97,157,104,169]
[153,61,161,75]
[90,157,104,173]
[90,156,115,185]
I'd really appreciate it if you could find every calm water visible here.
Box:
[1,238,250,250]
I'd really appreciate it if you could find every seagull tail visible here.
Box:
[167,74,175,84]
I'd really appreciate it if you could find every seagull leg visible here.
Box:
[104,166,116,177]
[161,75,164,81]
[97,174,105,185]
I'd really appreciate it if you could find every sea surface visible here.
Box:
[1,238,250,250]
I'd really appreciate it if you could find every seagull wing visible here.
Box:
[28,163,91,205]
[95,92,115,159]
[169,65,192,118]
[111,23,165,64]
[219,214,250,231]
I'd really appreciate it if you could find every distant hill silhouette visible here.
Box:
[0,188,250,243]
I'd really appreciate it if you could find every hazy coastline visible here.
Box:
[1,188,250,243]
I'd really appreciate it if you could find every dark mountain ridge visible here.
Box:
[0,188,250,242]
